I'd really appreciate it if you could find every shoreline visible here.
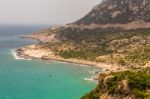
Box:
[15,44,126,72]
[11,48,102,82]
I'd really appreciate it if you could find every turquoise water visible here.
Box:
[0,25,100,99]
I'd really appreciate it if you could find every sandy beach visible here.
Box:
[16,45,125,72]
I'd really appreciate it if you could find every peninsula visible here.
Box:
[17,0,150,98]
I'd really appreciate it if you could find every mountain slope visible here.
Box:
[74,0,150,25]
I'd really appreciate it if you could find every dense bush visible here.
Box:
[125,46,150,66]
[81,68,150,99]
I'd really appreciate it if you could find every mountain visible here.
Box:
[74,0,150,25]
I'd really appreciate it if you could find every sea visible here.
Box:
[0,25,101,99]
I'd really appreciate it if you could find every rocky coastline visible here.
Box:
[16,44,126,73]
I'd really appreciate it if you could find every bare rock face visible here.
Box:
[99,72,112,85]
[74,0,150,25]
[117,80,130,94]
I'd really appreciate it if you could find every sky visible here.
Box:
[0,0,101,25]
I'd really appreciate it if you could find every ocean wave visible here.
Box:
[74,64,90,67]
[83,76,98,83]
[10,49,31,60]
[83,78,95,82]
[52,60,90,67]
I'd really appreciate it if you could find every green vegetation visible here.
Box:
[81,68,150,99]
[41,27,150,67]
[125,46,150,66]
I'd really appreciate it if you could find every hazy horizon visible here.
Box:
[0,0,101,25]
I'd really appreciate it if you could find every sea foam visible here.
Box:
[11,49,31,60]
[83,75,98,83]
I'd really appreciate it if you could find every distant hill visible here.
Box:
[74,0,150,25]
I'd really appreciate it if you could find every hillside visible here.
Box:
[34,27,150,68]
[81,67,150,99]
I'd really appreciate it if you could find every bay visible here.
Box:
[0,25,100,99]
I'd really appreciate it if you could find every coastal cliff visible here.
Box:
[81,67,150,99]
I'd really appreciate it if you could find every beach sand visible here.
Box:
[16,45,125,72]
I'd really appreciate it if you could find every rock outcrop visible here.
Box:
[81,68,150,99]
